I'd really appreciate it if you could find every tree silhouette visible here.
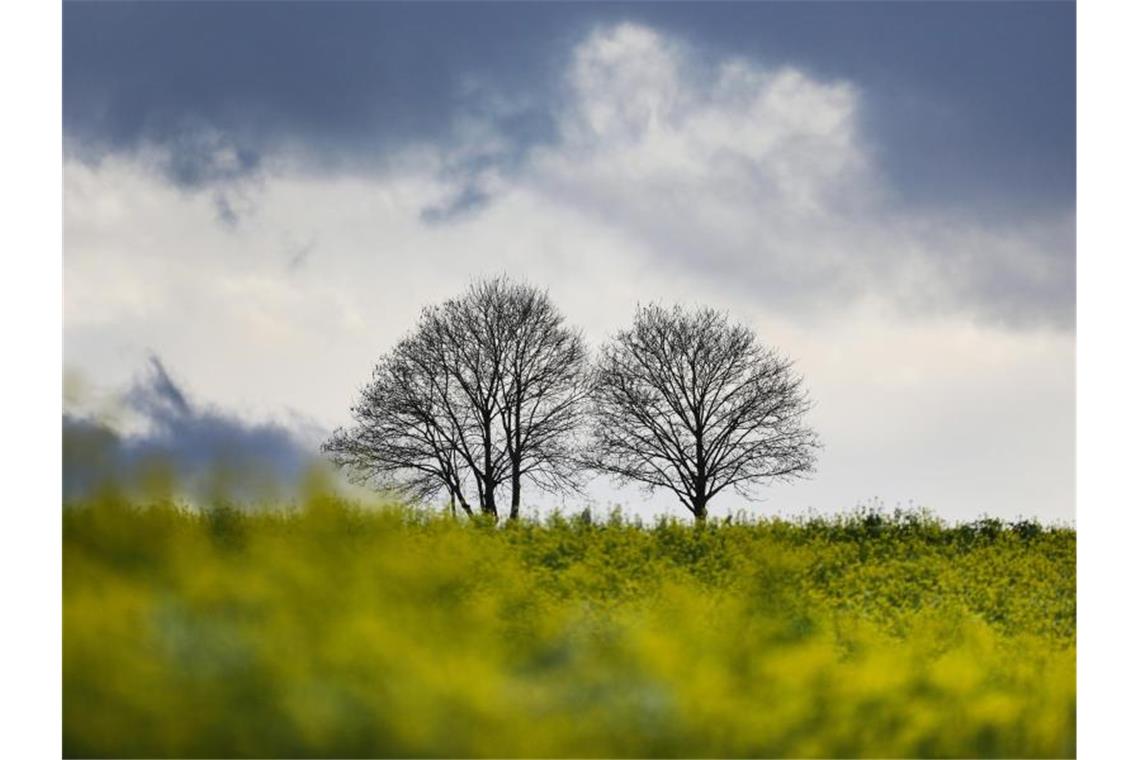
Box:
[588,304,819,521]
[326,276,589,520]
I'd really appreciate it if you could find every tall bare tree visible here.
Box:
[421,277,590,519]
[326,276,589,520]
[588,304,819,521]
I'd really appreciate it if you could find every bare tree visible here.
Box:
[422,277,590,520]
[588,304,819,521]
[326,276,590,521]
[322,339,475,516]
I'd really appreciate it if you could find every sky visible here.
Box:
[62,1,1075,522]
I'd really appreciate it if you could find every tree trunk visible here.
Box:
[481,416,497,519]
[509,395,523,521]
[482,476,498,518]
[509,458,521,521]
[692,495,709,523]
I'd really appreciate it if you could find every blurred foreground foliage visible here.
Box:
[64,493,1074,758]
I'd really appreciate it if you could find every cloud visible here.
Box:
[63,2,1075,214]
[64,357,321,503]
[506,24,1072,328]
[62,2,559,195]
[68,20,1071,328]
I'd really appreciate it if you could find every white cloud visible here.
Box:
[63,23,1074,521]
[514,24,1072,327]
[557,25,868,210]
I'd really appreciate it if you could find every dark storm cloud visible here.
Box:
[63,2,563,188]
[64,1,1073,214]
[63,357,319,503]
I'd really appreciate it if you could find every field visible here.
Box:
[63,492,1075,758]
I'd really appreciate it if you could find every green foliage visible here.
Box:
[64,498,1075,758]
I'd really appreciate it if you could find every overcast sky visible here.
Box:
[62,2,1074,522]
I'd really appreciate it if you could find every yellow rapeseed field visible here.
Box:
[63,492,1075,758]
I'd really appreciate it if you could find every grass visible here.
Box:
[63,491,1075,758]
